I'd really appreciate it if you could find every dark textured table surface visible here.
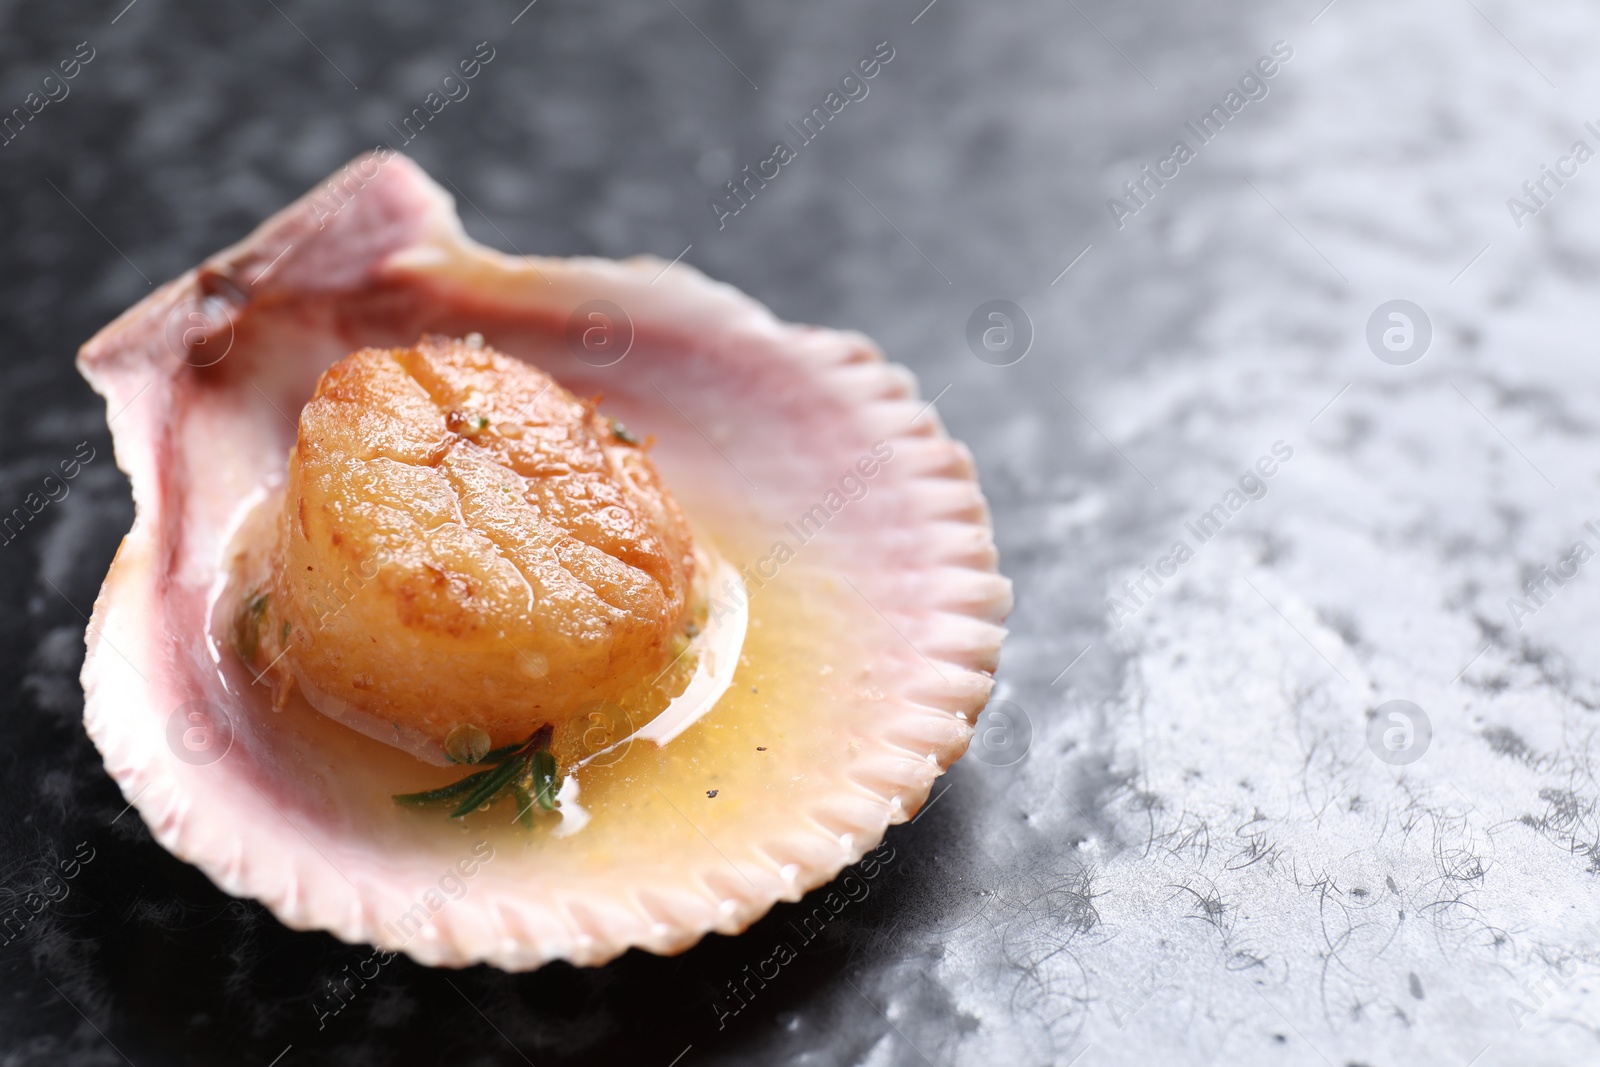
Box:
[6,1,1600,1064]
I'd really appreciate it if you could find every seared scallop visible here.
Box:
[250,335,695,756]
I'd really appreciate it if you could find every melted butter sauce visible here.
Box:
[208,484,882,879]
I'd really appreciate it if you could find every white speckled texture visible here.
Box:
[921,3,1600,1064]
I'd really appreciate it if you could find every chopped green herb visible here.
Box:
[391,773,485,808]
[608,418,640,445]
[450,410,491,438]
[447,757,528,818]
[393,723,559,823]
[531,750,558,811]
[478,739,529,765]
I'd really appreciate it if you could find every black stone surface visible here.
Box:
[4,2,1240,1062]
[25,1,1582,1065]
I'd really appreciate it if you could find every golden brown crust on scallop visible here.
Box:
[263,335,696,749]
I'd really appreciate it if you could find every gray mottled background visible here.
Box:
[5,0,1600,1064]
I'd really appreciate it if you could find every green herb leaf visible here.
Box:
[608,418,640,446]
[447,756,529,818]
[392,770,494,807]
[393,723,561,822]
[531,750,558,811]
[478,740,528,765]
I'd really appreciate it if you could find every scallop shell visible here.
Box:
[76,151,1011,969]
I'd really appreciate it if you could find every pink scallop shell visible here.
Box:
[76,152,1011,969]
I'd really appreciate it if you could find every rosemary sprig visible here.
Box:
[474,739,527,765]
[393,724,557,820]
[447,757,531,818]
[530,750,558,811]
